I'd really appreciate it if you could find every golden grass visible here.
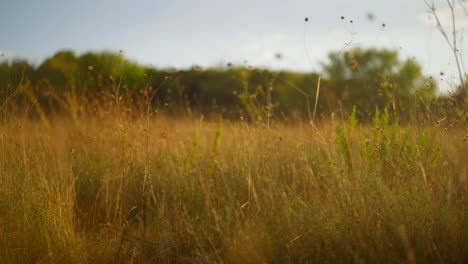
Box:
[0,111,466,263]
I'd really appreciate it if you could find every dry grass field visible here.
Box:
[0,105,466,263]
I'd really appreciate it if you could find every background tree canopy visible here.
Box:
[0,47,445,121]
[321,48,436,118]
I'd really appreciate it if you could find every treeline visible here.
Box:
[0,48,464,122]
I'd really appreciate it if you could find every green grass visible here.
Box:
[0,109,466,263]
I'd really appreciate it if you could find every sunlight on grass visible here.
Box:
[0,107,465,262]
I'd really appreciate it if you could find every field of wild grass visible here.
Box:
[0,105,466,263]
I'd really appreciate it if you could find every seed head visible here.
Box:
[350,59,359,70]
[366,12,375,21]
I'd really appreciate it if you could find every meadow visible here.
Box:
[0,97,466,263]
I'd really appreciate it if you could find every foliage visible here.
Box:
[0,47,440,122]
[322,48,436,119]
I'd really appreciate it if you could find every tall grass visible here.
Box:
[0,97,466,263]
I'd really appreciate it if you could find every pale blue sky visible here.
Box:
[1,0,467,91]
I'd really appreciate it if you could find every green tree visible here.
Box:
[36,50,78,92]
[0,60,35,112]
[321,47,436,119]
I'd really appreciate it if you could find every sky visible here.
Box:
[1,0,467,92]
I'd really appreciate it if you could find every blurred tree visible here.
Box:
[0,60,35,112]
[77,51,146,94]
[321,47,436,118]
[0,48,442,121]
[36,50,78,92]
[0,59,34,90]
[273,71,321,119]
